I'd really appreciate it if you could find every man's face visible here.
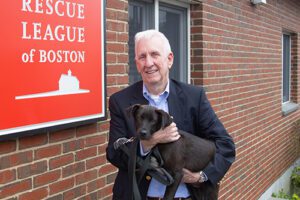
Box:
[135,36,173,88]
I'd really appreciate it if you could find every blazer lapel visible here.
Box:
[168,80,186,129]
[130,81,149,106]
[125,82,149,137]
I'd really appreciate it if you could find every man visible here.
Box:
[106,29,235,200]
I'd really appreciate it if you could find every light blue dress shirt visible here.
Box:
[141,82,190,198]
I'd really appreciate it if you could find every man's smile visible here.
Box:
[145,68,158,74]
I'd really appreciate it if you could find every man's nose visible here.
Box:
[145,55,154,67]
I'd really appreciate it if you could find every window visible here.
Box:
[282,33,299,115]
[128,0,189,85]
[282,33,291,104]
[128,0,154,84]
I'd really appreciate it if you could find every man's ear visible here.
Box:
[156,109,173,128]
[167,52,174,69]
[126,104,141,118]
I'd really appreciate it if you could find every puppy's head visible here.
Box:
[127,104,172,140]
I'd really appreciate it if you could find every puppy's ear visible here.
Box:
[126,104,141,118]
[156,109,173,128]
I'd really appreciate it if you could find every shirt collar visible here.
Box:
[143,80,170,101]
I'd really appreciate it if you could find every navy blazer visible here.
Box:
[106,79,236,200]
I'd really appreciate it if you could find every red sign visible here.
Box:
[0,0,106,136]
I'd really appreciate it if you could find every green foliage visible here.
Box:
[269,118,300,199]
[291,167,300,188]
[292,194,300,200]
[271,189,300,200]
[271,189,290,199]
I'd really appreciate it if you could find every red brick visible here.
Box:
[87,178,105,193]
[0,169,16,184]
[106,31,117,41]
[19,134,48,150]
[62,162,85,178]
[117,54,129,64]
[98,121,110,131]
[0,140,16,155]
[107,42,126,53]
[107,86,124,97]
[75,147,97,161]
[106,172,117,184]
[0,179,31,199]
[76,124,98,137]
[34,169,61,187]
[107,76,117,85]
[98,144,107,155]
[106,0,126,10]
[117,33,129,42]
[17,161,47,179]
[63,139,84,153]
[106,53,117,63]
[49,154,74,170]
[85,135,106,147]
[75,169,97,185]
[77,192,98,200]
[116,75,129,85]
[107,65,127,75]
[63,185,86,200]
[0,151,33,170]
[98,164,117,176]
[46,194,63,200]
[19,187,48,200]
[49,128,76,143]
[86,155,106,169]
[49,177,74,195]
[35,144,61,160]
[98,184,113,199]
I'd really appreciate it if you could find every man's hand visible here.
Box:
[182,168,201,183]
[140,122,180,152]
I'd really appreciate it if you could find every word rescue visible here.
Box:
[22,0,84,19]
[21,0,86,63]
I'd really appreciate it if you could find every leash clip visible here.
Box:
[113,137,136,150]
[127,137,135,143]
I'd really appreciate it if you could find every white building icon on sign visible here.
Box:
[15,70,90,100]
[59,70,80,91]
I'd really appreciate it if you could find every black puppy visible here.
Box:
[128,104,217,200]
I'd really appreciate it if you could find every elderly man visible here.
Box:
[106,29,235,200]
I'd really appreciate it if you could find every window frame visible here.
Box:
[281,32,299,115]
[157,0,191,83]
[282,33,291,104]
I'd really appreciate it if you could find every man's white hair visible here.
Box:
[134,29,172,57]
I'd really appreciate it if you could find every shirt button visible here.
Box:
[146,175,151,181]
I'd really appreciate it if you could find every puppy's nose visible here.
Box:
[140,129,147,137]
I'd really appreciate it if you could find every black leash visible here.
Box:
[128,138,141,200]
[114,137,174,200]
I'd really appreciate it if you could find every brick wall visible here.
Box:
[191,0,300,199]
[0,123,112,200]
[1,0,300,200]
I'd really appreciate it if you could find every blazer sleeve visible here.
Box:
[197,89,236,185]
[106,94,132,171]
